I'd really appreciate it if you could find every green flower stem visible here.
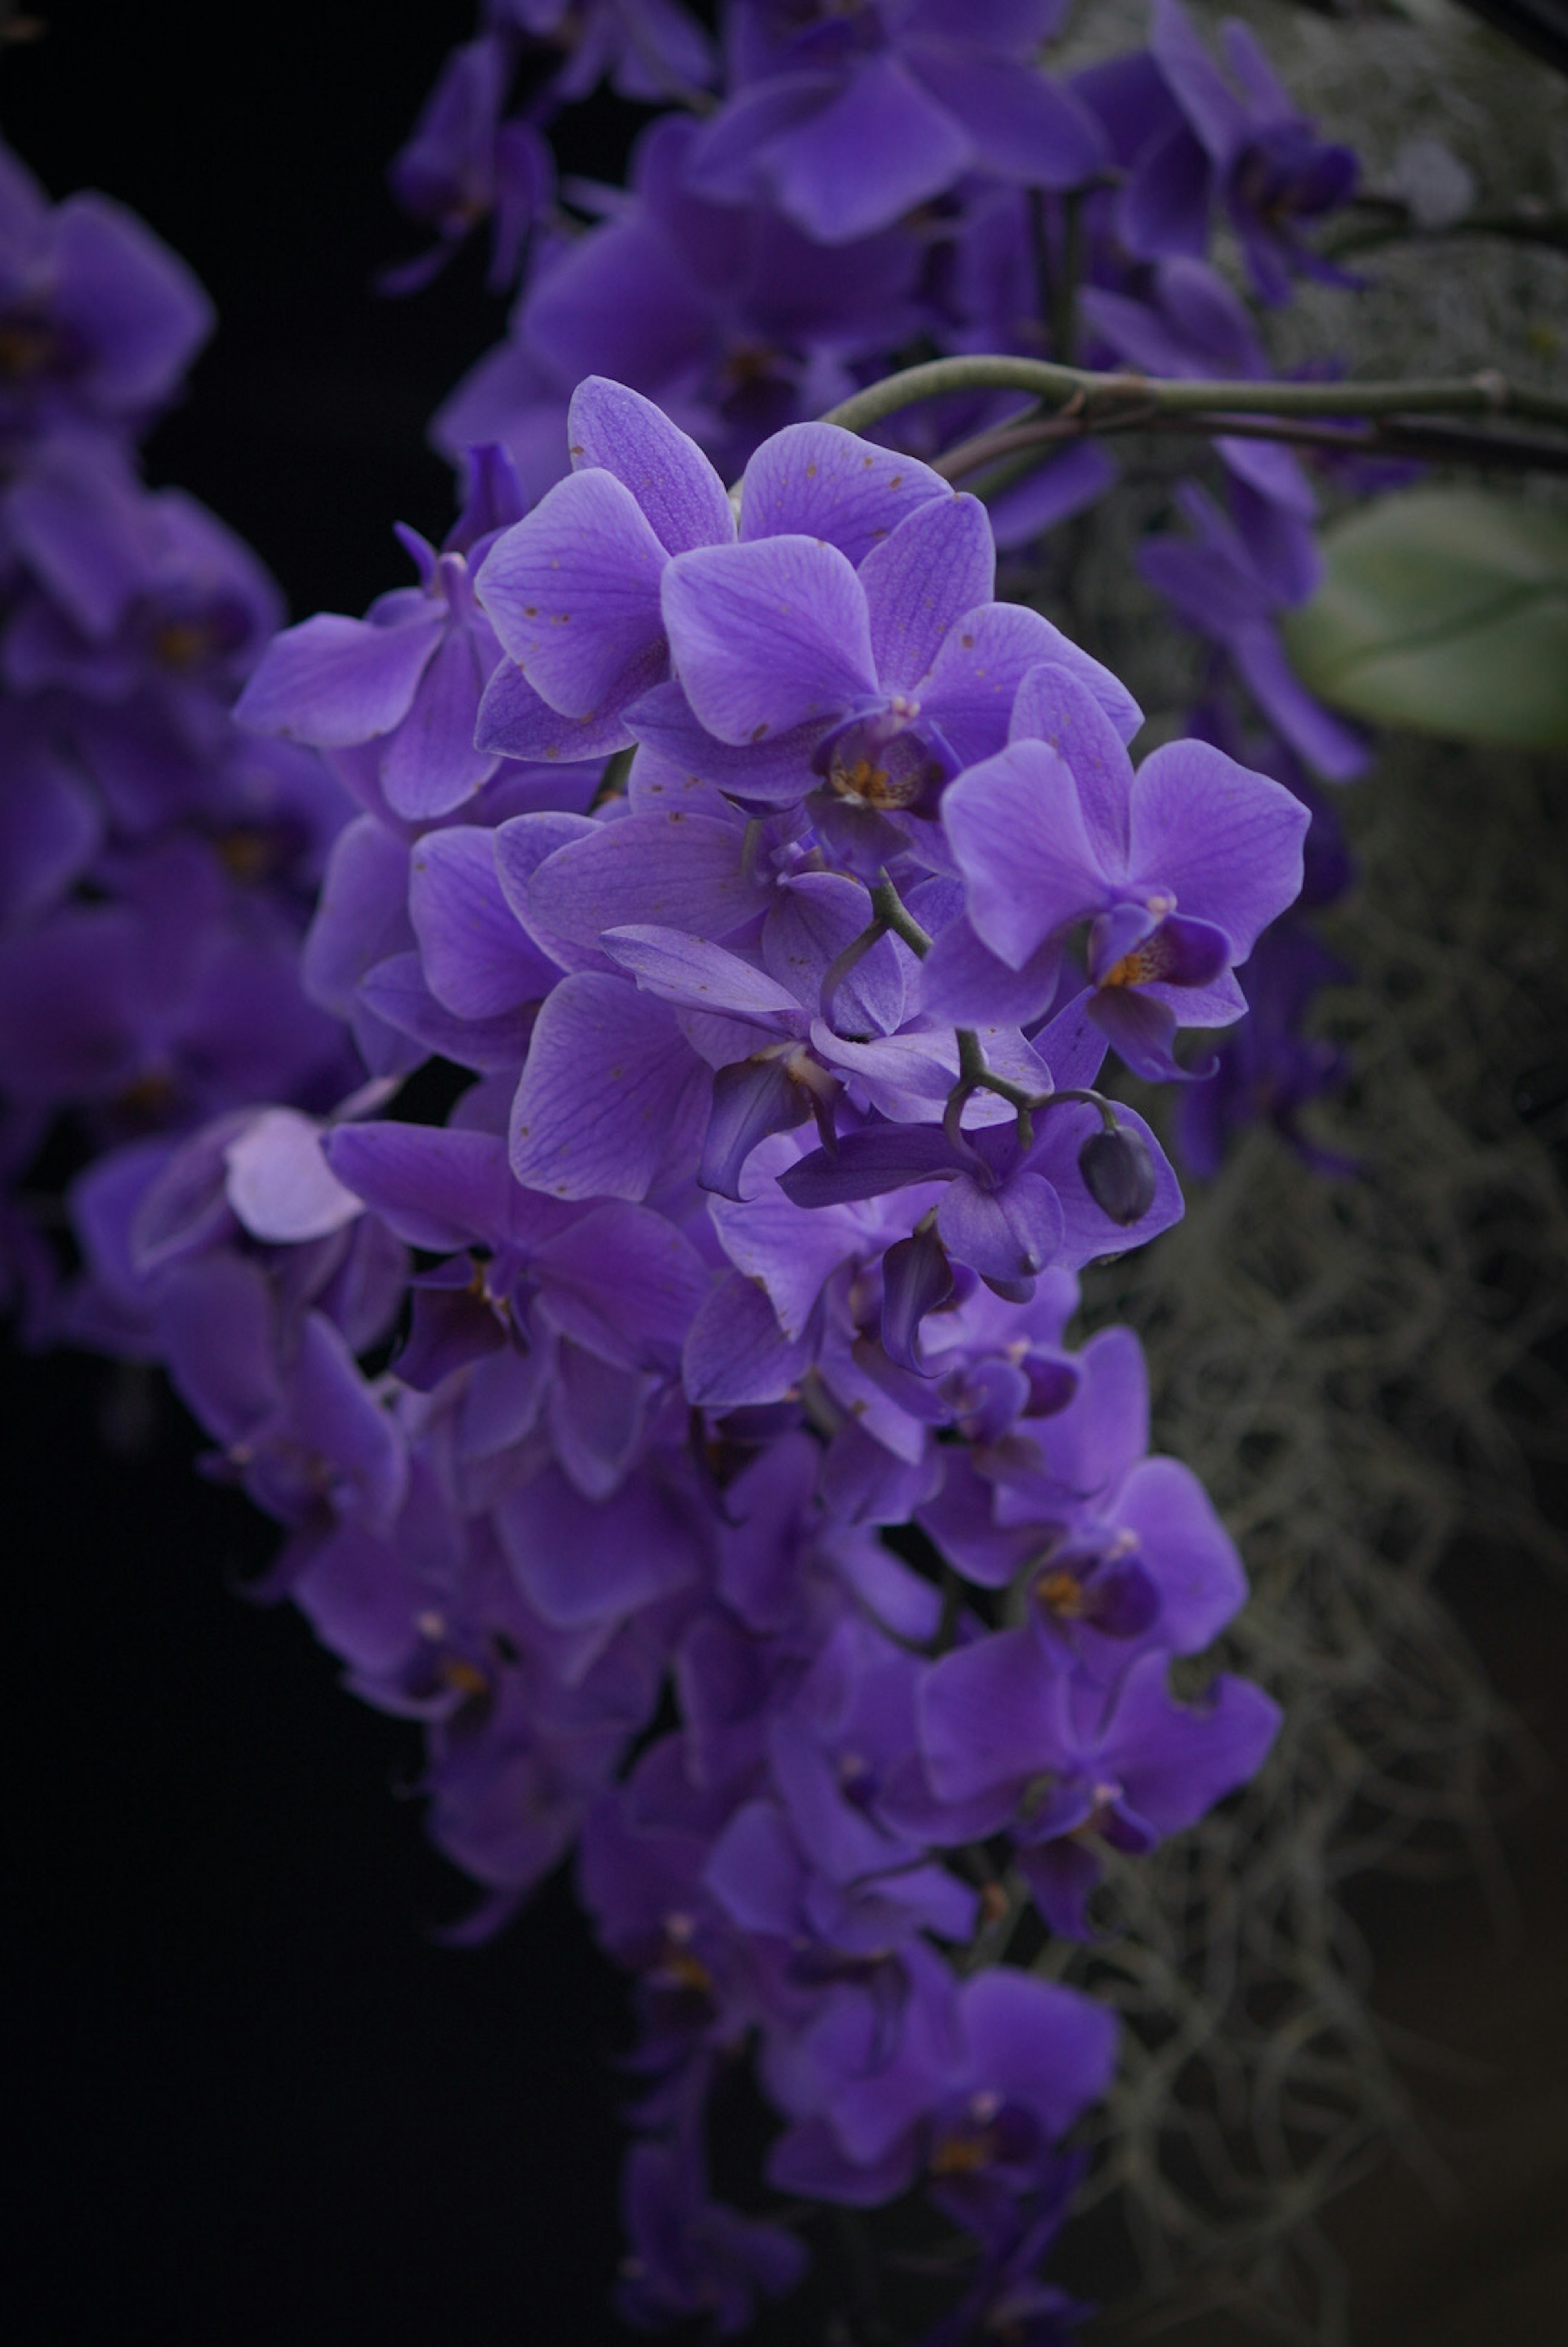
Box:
[943,1025,1120,1156]
[934,405,1568,484]
[869,875,933,959]
[822,353,1568,437]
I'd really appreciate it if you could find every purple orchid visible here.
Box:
[474,374,736,762]
[383,34,555,294]
[3,93,1319,2321]
[0,141,213,445]
[630,422,1140,831]
[236,444,531,823]
[433,114,922,498]
[1115,0,1359,305]
[917,1323,1250,1685]
[937,663,1312,1076]
[472,375,1139,825]
[690,1,1105,245]
[590,863,1065,1200]
[766,1936,1116,2209]
[914,1638,1281,1936]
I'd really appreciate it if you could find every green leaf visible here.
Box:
[1282,488,1568,752]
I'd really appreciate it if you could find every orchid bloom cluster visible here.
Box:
[0,138,356,1335]
[41,375,1300,2333]
[390,0,1372,1170]
[0,8,1367,2327]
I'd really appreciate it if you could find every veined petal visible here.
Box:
[379,624,497,818]
[942,740,1107,970]
[533,1199,710,1370]
[524,810,755,956]
[1128,737,1309,957]
[509,971,708,1199]
[474,657,635,763]
[566,375,734,557]
[683,1269,817,1408]
[764,871,905,1035]
[234,609,444,746]
[916,917,1060,1028]
[1008,664,1136,873]
[625,679,823,808]
[921,601,1082,770]
[737,423,950,566]
[710,1155,871,1338]
[936,1170,1065,1284]
[809,1023,956,1109]
[357,953,535,1073]
[605,925,800,1022]
[859,492,994,694]
[1010,638,1144,750]
[492,809,602,972]
[661,535,877,746]
[475,466,668,719]
[409,826,559,1019]
[324,1123,515,1251]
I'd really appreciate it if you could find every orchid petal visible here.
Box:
[475,465,669,718]
[566,375,734,556]
[661,535,877,746]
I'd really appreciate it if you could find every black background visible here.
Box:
[4,7,1567,2345]
[4,7,650,2340]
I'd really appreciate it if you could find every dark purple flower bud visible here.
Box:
[880,1225,955,1374]
[1077,1126,1158,1227]
[699,1052,813,1200]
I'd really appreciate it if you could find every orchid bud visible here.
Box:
[1079,1125,1157,1225]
